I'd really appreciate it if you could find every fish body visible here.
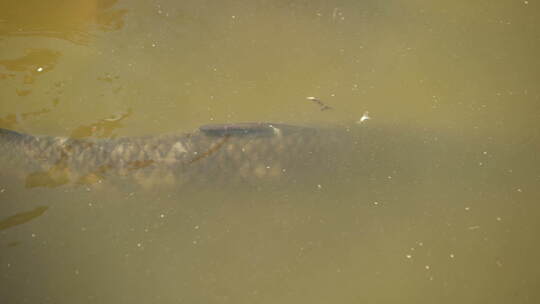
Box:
[0,122,471,189]
[0,123,360,188]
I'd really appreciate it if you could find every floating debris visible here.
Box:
[306,97,332,111]
[357,111,370,123]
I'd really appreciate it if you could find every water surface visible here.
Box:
[1,1,539,303]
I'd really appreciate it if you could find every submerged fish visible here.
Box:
[0,206,48,231]
[0,122,465,189]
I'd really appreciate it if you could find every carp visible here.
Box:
[0,122,465,189]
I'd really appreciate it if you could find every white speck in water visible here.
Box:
[160,214,165,218]
[524,1,529,4]
[137,243,142,248]
[75,269,79,275]
[317,184,322,189]
[450,253,455,259]
[406,254,412,259]
[517,188,523,193]
[496,217,502,222]
[36,67,43,72]
[373,201,379,206]
[0,189,5,193]
[417,242,423,247]
[31,233,36,238]
[231,15,236,19]
[425,265,430,270]
[194,225,199,230]
[266,166,271,169]
[270,125,282,136]
[465,206,470,211]
[357,111,371,124]
[468,225,480,230]
[151,43,157,48]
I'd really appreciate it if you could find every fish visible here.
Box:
[0,122,469,189]
[0,123,358,188]
[0,206,48,231]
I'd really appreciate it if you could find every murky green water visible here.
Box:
[1,1,539,303]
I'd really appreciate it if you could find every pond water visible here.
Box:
[1,1,539,303]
